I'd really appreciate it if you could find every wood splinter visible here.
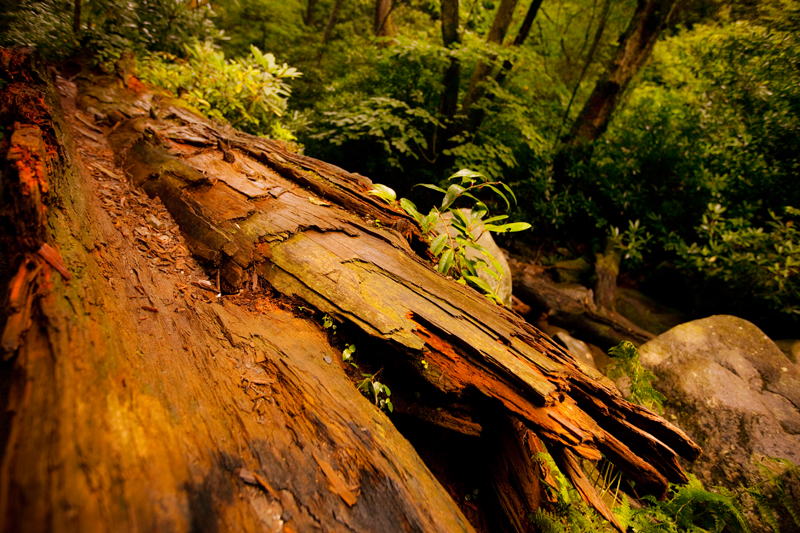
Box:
[37,242,72,280]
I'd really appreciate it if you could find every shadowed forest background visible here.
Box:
[1,0,798,336]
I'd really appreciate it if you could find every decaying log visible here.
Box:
[0,48,474,533]
[1,48,702,531]
[101,69,699,486]
[508,257,655,348]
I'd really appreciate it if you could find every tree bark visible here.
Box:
[563,0,677,147]
[436,0,461,148]
[0,48,473,533]
[304,0,318,26]
[374,0,396,37]
[322,0,345,44]
[467,0,543,133]
[461,0,520,116]
[1,48,700,530]
[73,0,81,33]
[555,0,611,142]
[494,0,542,87]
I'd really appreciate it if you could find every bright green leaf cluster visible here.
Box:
[139,41,301,138]
[356,373,393,413]
[369,170,530,304]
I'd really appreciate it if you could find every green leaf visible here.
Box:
[413,183,447,194]
[430,233,448,256]
[463,275,494,295]
[342,344,356,361]
[449,169,485,184]
[484,222,531,233]
[369,183,397,204]
[400,198,422,222]
[451,208,471,228]
[438,248,455,275]
[484,184,511,211]
[441,184,466,211]
[421,211,439,233]
[482,215,509,224]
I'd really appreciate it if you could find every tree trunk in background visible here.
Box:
[73,0,81,33]
[556,0,611,142]
[304,0,318,25]
[460,0,520,116]
[374,0,396,37]
[322,0,345,43]
[561,0,677,149]
[467,0,543,133]
[1,48,701,532]
[435,0,460,152]
[494,0,543,87]
[594,238,621,312]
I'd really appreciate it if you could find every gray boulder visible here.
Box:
[638,316,800,531]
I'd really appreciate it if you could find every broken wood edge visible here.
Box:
[551,445,626,533]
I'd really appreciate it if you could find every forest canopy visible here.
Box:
[1,0,798,335]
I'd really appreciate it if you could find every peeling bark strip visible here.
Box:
[97,69,699,495]
[0,48,474,533]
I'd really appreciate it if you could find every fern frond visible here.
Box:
[606,341,666,413]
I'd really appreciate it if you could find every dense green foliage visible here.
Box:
[1,0,796,329]
[139,42,301,138]
[606,340,666,413]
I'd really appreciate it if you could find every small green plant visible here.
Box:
[606,341,666,413]
[529,450,786,533]
[624,475,751,533]
[139,41,301,138]
[608,219,653,268]
[369,169,530,304]
[741,457,800,532]
[529,452,617,533]
[356,371,393,413]
[342,343,357,365]
[322,314,337,333]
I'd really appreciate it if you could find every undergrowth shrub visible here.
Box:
[139,42,301,139]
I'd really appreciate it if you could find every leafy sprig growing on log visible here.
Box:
[357,371,393,413]
[370,169,530,304]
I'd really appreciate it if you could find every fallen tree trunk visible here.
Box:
[508,257,655,348]
[0,48,473,533]
[1,48,700,531]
